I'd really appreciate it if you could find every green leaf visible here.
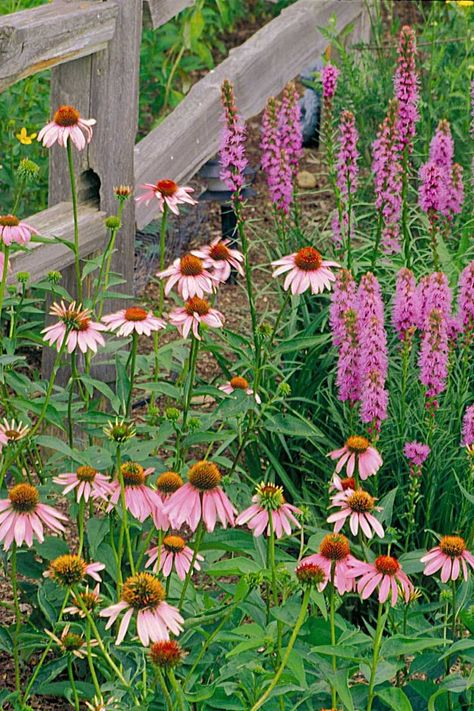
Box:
[207,557,260,576]
[264,413,322,438]
[377,686,412,711]
[377,487,398,526]
[381,636,443,657]
[311,644,364,661]
[0,627,12,653]
[86,516,110,558]
[332,669,354,711]
[37,536,69,560]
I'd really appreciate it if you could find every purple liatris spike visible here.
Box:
[429,120,454,171]
[417,272,453,330]
[219,80,248,195]
[457,260,474,335]
[372,100,403,253]
[419,161,447,215]
[446,163,464,216]
[418,308,449,398]
[261,97,293,214]
[336,110,359,197]
[428,121,464,219]
[278,82,303,177]
[393,268,419,340]
[330,270,361,404]
[358,273,388,429]
[393,25,419,151]
[321,63,340,104]
[403,441,430,466]
[461,404,474,448]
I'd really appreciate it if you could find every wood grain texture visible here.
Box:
[135,0,364,228]
[8,202,107,284]
[143,0,194,28]
[0,1,118,91]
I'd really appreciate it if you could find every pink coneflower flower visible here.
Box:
[219,375,261,404]
[165,461,236,533]
[168,297,224,340]
[0,483,67,550]
[330,269,361,404]
[53,465,113,503]
[329,436,383,480]
[38,105,96,151]
[393,26,419,151]
[135,179,196,215]
[272,247,339,295]
[157,254,216,300]
[64,584,101,617]
[100,573,183,646]
[321,63,340,104]
[403,442,430,466]
[102,306,166,337]
[0,419,29,444]
[327,489,384,539]
[146,534,204,580]
[42,301,106,354]
[45,625,97,659]
[461,405,474,450]
[0,215,38,246]
[295,562,327,591]
[107,463,162,525]
[219,80,248,195]
[191,238,244,283]
[393,268,419,340]
[300,533,357,594]
[44,554,105,586]
[235,482,301,538]
[330,474,356,493]
[348,555,413,605]
[421,536,474,582]
[154,471,183,530]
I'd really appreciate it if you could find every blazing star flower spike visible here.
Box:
[461,405,474,449]
[393,25,419,151]
[272,247,339,295]
[393,268,419,340]
[348,555,414,606]
[38,105,96,151]
[99,572,183,646]
[219,79,248,194]
[329,436,383,480]
[0,215,38,246]
[146,534,204,580]
[235,482,302,538]
[421,536,474,582]
[278,82,303,176]
[135,179,196,215]
[321,63,340,103]
[0,483,67,550]
[330,269,361,404]
[165,461,236,532]
[403,442,430,466]
[102,306,166,337]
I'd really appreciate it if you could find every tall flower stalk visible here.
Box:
[334,110,359,269]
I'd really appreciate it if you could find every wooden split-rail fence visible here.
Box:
[1,0,369,309]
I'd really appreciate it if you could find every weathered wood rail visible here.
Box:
[1,0,369,285]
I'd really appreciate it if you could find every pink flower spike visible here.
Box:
[421,536,474,582]
[165,461,236,533]
[328,489,384,539]
[328,436,383,480]
[235,482,301,538]
[0,483,67,550]
[53,465,113,503]
[0,215,38,246]
[272,247,339,296]
[192,238,244,283]
[157,254,217,300]
[107,463,163,524]
[42,301,106,355]
[348,555,413,606]
[38,105,96,151]
[168,297,224,340]
[219,375,261,404]
[146,535,204,580]
[100,573,183,646]
[461,405,474,449]
[321,64,340,103]
[135,179,196,215]
[219,80,248,194]
[102,306,166,337]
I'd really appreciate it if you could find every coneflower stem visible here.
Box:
[168,668,186,711]
[86,619,101,697]
[250,588,311,711]
[11,543,21,694]
[367,602,388,711]
[175,334,199,469]
[125,332,138,416]
[179,522,204,607]
[235,201,261,379]
[77,497,86,557]
[30,330,71,438]
[0,245,10,324]
[67,657,80,711]
[116,445,135,587]
[66,138,82,304]
[94,200,124,317]
[329,574,338,709]
[155,667,173,711]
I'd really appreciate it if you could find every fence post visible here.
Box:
[44,0,142,379]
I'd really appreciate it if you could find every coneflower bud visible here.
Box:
[103,418,136,443]
[47,270,62,284]
[149,640,186,669]
[104,215,121,230]
[113,185,133,200]
[17,158,40,181]
[17,271,30,284]
[295,562,326,588]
